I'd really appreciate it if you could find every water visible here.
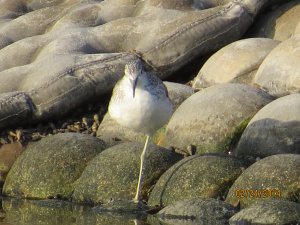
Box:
[0,197,157,225]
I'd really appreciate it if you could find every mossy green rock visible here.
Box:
[72,142,182,203]
[3,133,106,199]
[229,200,300,224]
[164,83,274,154]
[226,154,300,208]
[148,153,250,207]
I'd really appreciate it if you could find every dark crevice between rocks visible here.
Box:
[0,93,111,149]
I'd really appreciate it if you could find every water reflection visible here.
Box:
[0,197,152,225]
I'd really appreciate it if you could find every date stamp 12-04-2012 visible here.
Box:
[236,189,281,198]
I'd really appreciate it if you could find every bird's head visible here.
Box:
[124,61,144,98]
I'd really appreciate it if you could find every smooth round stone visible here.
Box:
[164,83,274,154]
[72,142,182,203]
[97,82,193,148]
[192,38,280,89]
[229,200,300,225]
[156,197,237,225]
[226,154,300,208]
[148,153,250,207]
[295,20,300,35]
[254,34,300,98]
[163,82,195,111]
[236,94,300,158]
[3,133,106,199]
[246,0,300,41]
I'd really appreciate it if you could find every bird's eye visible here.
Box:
[140,70,143,74]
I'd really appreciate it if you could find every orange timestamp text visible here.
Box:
[235,189,280,198]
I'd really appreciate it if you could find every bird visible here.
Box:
[108,60,173,203]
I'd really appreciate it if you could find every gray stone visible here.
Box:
[236,94,300,158]
[226,154,300,208]
[2,133,106,199]
[72,142,182,203]
[254,34,300,98]
[163,82,195,111]
[229,200,300,225]
[148,153,250,207]
[164,83,274,154]
[157,198,237,225]
[246,0,300,41]
[192,38,280,89]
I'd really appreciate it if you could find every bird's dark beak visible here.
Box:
[132,78,138,98]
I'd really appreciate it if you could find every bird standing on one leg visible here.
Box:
[108,60,173,203]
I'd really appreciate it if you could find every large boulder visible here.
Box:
[254,34,300,98]
[72,142,182,203]
[192,38,280,89]
[148,153,250,207]
[164,83,274,154]
[236,94,300,158]
[226,154,300,208]
[3,133,106,199]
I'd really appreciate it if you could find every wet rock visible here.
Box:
[226,154,300,208]
[156,197,237,225]
[236,94,300,158]
[254,34,300,98]
[148,153,250,207]
[164,83,274,154]
[72,142,182,203]
[192,38,280,89]
[0,142,26,185]
[229,200,300,225]
[246,0,300,41]
[97,82,194,148]
[2,133,106,199]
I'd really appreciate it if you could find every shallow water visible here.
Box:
[0,198,154,225]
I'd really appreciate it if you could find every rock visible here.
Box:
[246,0,300,41]
[254,34,300,98]
[148,153,250,207]
[226,154,300,208]
[0,0,256,130]
[164,83,274,154]
[192,38,280,89]
[156,197,237,225]
[72,142,182,203]
[163,82,195,111]
[236,94,300,158]
[2,133,106,199]
[229,200,300,225]
[0,142,26,185]
[97,82,194,148]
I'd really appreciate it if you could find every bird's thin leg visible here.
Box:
[133,134,151,203]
